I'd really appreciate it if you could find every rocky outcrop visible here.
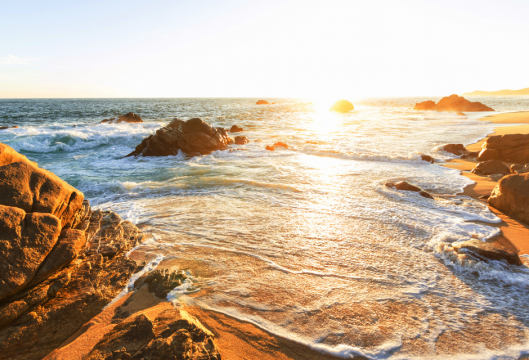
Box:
[477,148,499,161]
[471,160,510,176]
[488,173,529,225]
[442,144,467,156]
[385,181,434,199]
[230,125,243,132]
[330,99,354,113]
[256,100,269,105]
[126,118,233,157]
[134,269,188,299]
[86,307,220,360]
[453,239,521,266]
[414,95,494,112]
[101,112,143,124]
[479,134,529,164]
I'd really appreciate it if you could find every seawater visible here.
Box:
[1,97,529,359]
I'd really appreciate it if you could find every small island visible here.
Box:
[463,87,529,96]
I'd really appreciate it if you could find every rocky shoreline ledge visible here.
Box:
[0,143,221,360]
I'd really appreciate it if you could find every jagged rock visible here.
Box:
[488,173,529,225]
[471,160,510,176]
[101,113,143,124]
[230,125,243,132]
[453,239,521,265]
[256,100,269,105]
[477,148,499,161]
[87,307,220,360]
[385,181,434,199]
[480,134,529,164]
[414,100,436,111]
[442,144,467,156]
[415,95,493,112]
[0,205,62,302]
[420,154,434,163]
[235,136,249,145]
[330,99,354,113]
[0,144,84,228]
[126,118,233,157]
[134,269,188,298]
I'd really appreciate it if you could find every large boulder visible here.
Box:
[413,95,493,112]
[480,134,529,164]
[330,99,354,113]
[101,112,143,124]
[0,143,84,228]
[126,118,233,157]
[477,148,499,161]
[488,173,529,225]
[453,239,521,266]
[471,160,510,176]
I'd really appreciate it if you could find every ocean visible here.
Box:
[1,97,529,359]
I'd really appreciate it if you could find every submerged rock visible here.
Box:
[385,181,434,199]
[420,154,434,163]
[256,100,269,105]
[471,160,510,176]
[480,133,529,164]
[442,144,467,156]
[330,99,354,113]
[414,95,493,112]
[126,118,233,157]
[230,125,244,132]
[101,112,143,124]
[488,173,529,225]
[235,136,249,145]
[453,239,521,265]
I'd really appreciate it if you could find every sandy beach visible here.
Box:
[443,111,529,256]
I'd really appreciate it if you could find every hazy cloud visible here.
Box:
[0,54,34,65]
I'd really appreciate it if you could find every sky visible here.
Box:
[1,0,529,98]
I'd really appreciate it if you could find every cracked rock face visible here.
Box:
[125,118,233,157]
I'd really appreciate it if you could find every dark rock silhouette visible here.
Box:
[101,112,143,124]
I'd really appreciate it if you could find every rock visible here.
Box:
[479,194,490,200]
[0,143,85,228]
[453,239,521,265]
[477,148,499,161]
[420,154,434,163]
[471,160,510,176]
[230,125,243,132]
[87,307,220,360]
[126,118,233,157]
[0,126,18,130]
[414,95,493,112]
[256,100,269,105]
[235,136,249,145]
[461,151,479,159]
[385,181,434,199]
[134,269,188,298]
[413,100,437,111]
[480,134,529,164]
[510,163,529,174]
[330,99,354,113]
[0,205,62,302]
[488,173,529,225]
[274,142,288,148]
[101,112,143,124]
[443,144,467,156]
[489,174,505,181]
[265,145,275,151]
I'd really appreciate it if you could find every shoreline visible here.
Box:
[443,110,529,255]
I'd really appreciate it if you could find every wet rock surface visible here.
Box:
[480,133,529,164]
[442,144,467,156]
[385,181,434,199]
[101,112,143,124]
[126,118,233,157]
[330,99,354,113]
[134,269,188,299]
[414,95,494,112]
[234,136,249,145]
[420,154,434,163]
[488,173,529,225]
[453,239,521,266]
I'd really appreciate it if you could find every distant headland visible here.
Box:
[463,87,529,96]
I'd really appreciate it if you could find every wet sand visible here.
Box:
[443,111,529,255]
